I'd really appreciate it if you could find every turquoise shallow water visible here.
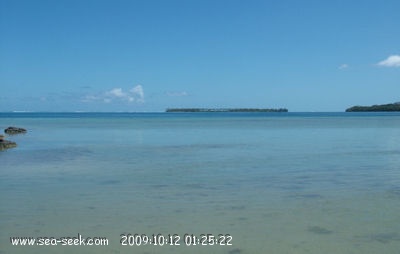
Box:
[1,112,400,253]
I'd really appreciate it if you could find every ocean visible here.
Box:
[1,112,400,253]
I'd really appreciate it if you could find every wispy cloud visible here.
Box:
[377,55,400,67]
[338,64,349,70]
[131,85,145,102]
[166,91,188,97]
[106,88,125,98]
[82,85,145,103]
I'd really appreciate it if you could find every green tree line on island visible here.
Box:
[166,108,288,113]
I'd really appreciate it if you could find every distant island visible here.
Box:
[166,108,288,113]
[346,103,400,112]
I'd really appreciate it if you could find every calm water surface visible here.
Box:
[1,112,400,253]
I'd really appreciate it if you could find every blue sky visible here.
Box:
[1,0,399,112]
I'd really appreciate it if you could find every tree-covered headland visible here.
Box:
[346,103,400,112]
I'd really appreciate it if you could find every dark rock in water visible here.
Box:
[5,126,27,135]
[307,226,333,235]
[0,132,18,150]
[0,140,17,150]
[363,232,400,243]
[228,248,242,254]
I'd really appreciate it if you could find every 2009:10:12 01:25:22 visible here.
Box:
[120,233,233,246]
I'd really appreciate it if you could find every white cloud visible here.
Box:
[130,85,144,102]
[378,55,400,67]
[106,88,125,98]
[82,85,145,103]
[338,64,349,70]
